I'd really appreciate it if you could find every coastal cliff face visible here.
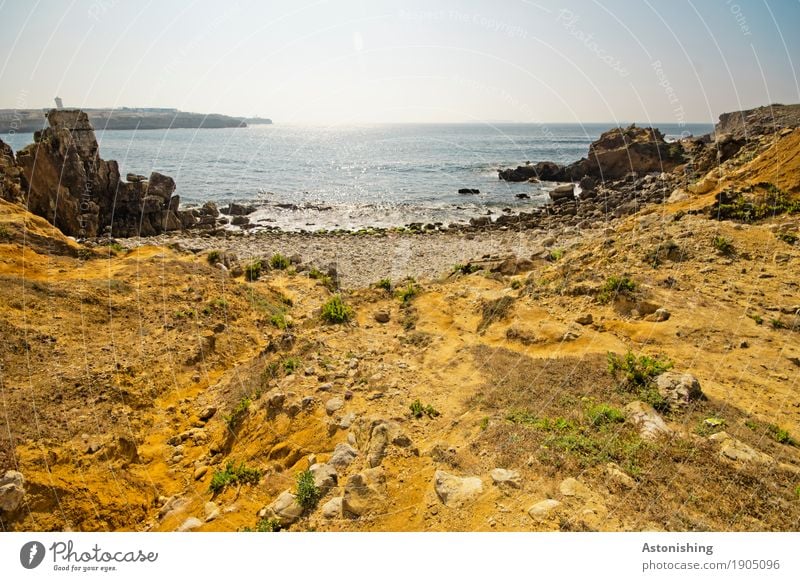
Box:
[0,106,799,533]
[6,110,222,238]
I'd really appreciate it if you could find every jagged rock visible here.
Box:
[126,173,146,182]
[262,491,304,527]
[329,443,358,470]
[433,470,483,507]
[321,497,343,519]
[176,516,203,532]
[367,422,390,468]
[309,463,338,490]
[221,202,256,216]
[0,470,25,512]
[575,313,593,325]
[0,139,24,204]
[655,372,703,410]
[325,397,344,415]
[490,468,521,489]
[342,468,385,517]
[709,432,776,466]
[528,499,561,519]
[198,406,217,421]
[624,401,671,440]
[201,201,219,217]
[204,501,221,522]
[13,110,183,237]
[374,310,390,324]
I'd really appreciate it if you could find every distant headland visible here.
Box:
[0,106,272,133]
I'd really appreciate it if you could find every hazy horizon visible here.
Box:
[1,0,798,125]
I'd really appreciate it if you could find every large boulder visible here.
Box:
[13,109,184,238]
[342,467,386,517]
[433,470,483,507]
[260,490,304,527]
[624,401,671,440]
[655,372,703,410]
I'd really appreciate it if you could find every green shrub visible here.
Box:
[310,268,336,291]
[269,253,289,270]
[748,313,763,325]
[270,311,292,329]
[607,351,672,388]
[452,263,478,275]
[282,357,301,374]
[253,517,282,532]
[510,279,522,290]
[209,461,262,493]
[375,278,392,292]
[770,318,787,330]
[295,469,321,511]
[321,295,353,324]
[776,231,797,245]
[207,250,222,265]
[224,396,251,430]
[712,235,734,255]
[480,417,489,431]
[244,260,262,281]
[586,403,625,426]
[597,275,636,303]
[397,282,419,303]
[410,399,440,419]
[548,248,564,262]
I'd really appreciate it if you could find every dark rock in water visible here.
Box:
[12,109,184,238]
[499,161,565,182]
[231,216,250,226]
[221,202,256,216]
[515,193,530,199]
[469,216,491,227]
[458,188,480,194]
[126,173,147,183]
[201,201,220,217]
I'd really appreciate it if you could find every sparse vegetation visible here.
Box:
[547,248,564,261]
[770,318,787,330]
[295,469,322,511]
[321,294,353,324]
[0,225,11,240]
[207,250,222,265]
[712,235,734,255]
[510,279,522,290]
[477,295,515,333]
[410,399,440,419]
[776,231,797,245]
[209,461,262,494]
[745,419,798,445]
[282,357,301,374]
[396,281,419,303]
[480,417,490,431]
[607,351,672,411]
[597,275,636,303]
[224,395,251,430]
[748,312,764,325]
[375,278,392,292]
[244,259,263,281]
[586,403,625,427]
[248,517,282,532]
[270,311,292,329]
[269,253,289,270]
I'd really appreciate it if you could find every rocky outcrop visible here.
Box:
[0,139,24,205]
[9,109,218,238]
[498,160,565,182]
[715,103,800,141]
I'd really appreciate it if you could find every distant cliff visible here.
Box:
[0,108,271,133]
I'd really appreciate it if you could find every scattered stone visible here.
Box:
[367,423,390,468]
[559,477,590,498]
[575,313,593,325]
[709,431,776,466]
[322,497,343,519]
[338,413,356,430]
[342,468,386,517]
[262,491,304,527]
[655,372,703,410]
[193,465,209,481]
[158,495,187,519]
[490,468,521,489]
[176,517,203,532]
[309,463,338,490]
[0,470,25,512]
[433,470,483,507]
[325,397,344,415]
[624,401,671,440]
[528,499,561,519]
[605,463,636,490]
[204,501,220,522]
[329,443,358,470]
[374,310,390,324]
[645,308,671,322]
[198,406,217,421]
[266,391,286,414]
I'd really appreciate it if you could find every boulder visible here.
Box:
[342,468,385,517]
[559,477,590,498]
[176,516,203,532]
[366,422,390,468]
[221,202,256,216]
[262,491,304,526]
[328,443,358,470]
[203,501,221,522]
[490,468,521,489]
[325,397,344,415]
[528,499,561,519]
[321,497,343,519]
[624,401,671,440]
[374,310,390,324]
[655,372,703,410]
[0,470,25,512]
[309,463,338,490]
[433,470,483,507]
[709,432,776,466]
[126,173,146,182]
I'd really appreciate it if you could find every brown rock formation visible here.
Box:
[0,139,24,204]
[13,109,188,238]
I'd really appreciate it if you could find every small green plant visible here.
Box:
[770,318,787,330]
[224,396,251,430]
[309,268,336,291]
[712,235,734,255]
[295,469,322,511]
[253,517,282,532]
[269,253,289,270]
[270,311,293,329]
[0,225,11,241]
[410,399,440,419]
[766,424,796,446]
[479,417,489,431]
[794,484,800,499]
[776,231,798,245]
[748,313,764,325]
[209,461,262,493]
[396,282,419,303]
[597,275,636,303]
[244,260,263,281]
[376,278,393,292]
[282,357,301,374]
[548,248,564,261]
[510,279,522,290]
[107,242,124,253]
[586,403,625,427]
[321,294,353,323]
[607,351,672,388]
[207,250,222,265]
[696,417,726,436]
[452,263,478,275]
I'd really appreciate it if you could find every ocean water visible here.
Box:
[3,122,713,231]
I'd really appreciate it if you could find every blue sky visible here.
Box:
[0,0,798,123]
